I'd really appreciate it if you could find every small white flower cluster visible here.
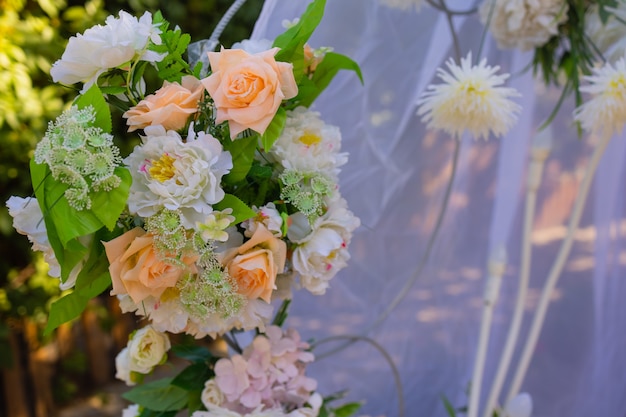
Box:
[480,0,569,51]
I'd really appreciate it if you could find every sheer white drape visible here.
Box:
[251,1,626,416]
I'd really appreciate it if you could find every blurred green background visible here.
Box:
[0,0,262,412]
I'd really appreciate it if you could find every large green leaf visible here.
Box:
[171,344,215,363]
[213,194,256,224]
[44,272,110,335]
[74,84,112,133]
[297,52,364,107]
[91,167,131,231]
[123,378,189,412]
[171,362,213,391]
[274,0,326,80]
[261,107,286,152]
[222,134,258,184]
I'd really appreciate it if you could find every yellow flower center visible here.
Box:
[149,154,176,182]
[298,131,322,146]
[608,74,626,97]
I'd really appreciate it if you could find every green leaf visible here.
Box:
[213,194,256,224]
[171,344,215,363]
[90,167,131,231]
[74,84,112,133]
[44,272,110,335]
[99,86,128,95]
[222,134,258,184]
[441,395,457,417]
[138,409,178,417]
[123,378,189,412]
[332,402,362,417]
[171,362,213,391]
[261,107,287,152]
[187,390,204,414]
[297,52,363,107]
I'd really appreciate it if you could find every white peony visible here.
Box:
[242,203,284,238]
[126,325,171,373]
[201,379,225,409]
[289,197,360,295]
[480,0,569,51]
[124,125,232,228]
[269,107,347,179]
[50,11,164,91]
[6,196,86,290]
[585,1,626,64]
[6,196,59,276]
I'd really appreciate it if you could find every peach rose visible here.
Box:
[103,227,197,303]
[201,47,298,138]
[219,224,286,303]
[123,75,204,132]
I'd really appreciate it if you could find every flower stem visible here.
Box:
[506,132,612,402]
[482,129,551,417]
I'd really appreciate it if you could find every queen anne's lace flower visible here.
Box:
[124,125,232,228]
[585,1,626,64]
[574,56,626,137]
[50,11,163,90]
[417,52,521,140]
[479,0,568,51]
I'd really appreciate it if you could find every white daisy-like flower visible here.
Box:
[289,197,360,295]
[50,11,164,91]
[573,56,626,137]
[124,125,232,229]
[269,107,347,179]
[480,0,568,51]
[379,0,423,12]
[585,1,626,64]
[417,52,521,140]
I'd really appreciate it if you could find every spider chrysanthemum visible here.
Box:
[574,56,626,138]
[417,52,522,140]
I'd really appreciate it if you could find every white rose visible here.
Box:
[50,11,163,91]
[124,126,232,229]
[115,347,134,385]
[290,198,360,295]
[127,325,171,374]
[201,379,225,409]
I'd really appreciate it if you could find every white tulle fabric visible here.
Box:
[251,1,626,416]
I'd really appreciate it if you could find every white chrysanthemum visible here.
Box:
[480,0,568,51]
[573,56,626,137]
[269,107,347,179]
[289,197,360,295]
[124,125,232,229]
[585,1,626,64]
[50,11,163,90]
[379,0,423,12]
[417,52,521,140]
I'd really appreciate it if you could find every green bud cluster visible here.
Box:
[280,169,334,218]
[34,106,121,210]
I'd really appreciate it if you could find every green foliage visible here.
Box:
[123,377,189,412]
[150,11,195,83]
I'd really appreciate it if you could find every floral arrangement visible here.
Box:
[6,0,364,416]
